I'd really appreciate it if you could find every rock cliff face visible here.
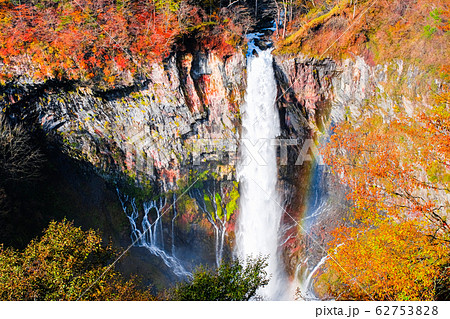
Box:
[3,50,246,191]
[272,55,337,277]
[274,54,431,133]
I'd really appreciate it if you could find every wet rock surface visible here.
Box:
[0,49,246,290]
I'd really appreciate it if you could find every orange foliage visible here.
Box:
[323,102,450,231]
[321,219,448,300]
[276,0,449,75]
[319,88,450,300]
[0,0,244,88]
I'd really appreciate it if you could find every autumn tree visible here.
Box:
[319,218,449,300]
[318,89,450,300]
[0,0,251,87]
[0,219,154,300]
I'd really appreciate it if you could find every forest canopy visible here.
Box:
[0,0,254,87]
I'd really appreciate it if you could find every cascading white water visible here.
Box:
[189,188,226,268]
[236,48,286,300]
[298,255,328,300]
[171,194,177,256]
[117,190,192,279]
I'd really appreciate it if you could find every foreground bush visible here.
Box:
[0,219,153,300]
[169,257,270,301]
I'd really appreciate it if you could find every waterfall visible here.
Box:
[117,190,192,279]
[171,194,177,257]
[293,163,331,298]
[189,188,227,268]
[236,48,287,300]
[298,255,328,300]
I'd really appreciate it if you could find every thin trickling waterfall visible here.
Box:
[171,194,177,257]
[189,188,227,268]
[295,163,331,298]
[298,255,328,300]
[117,190,192,279]
[236,48,287,300]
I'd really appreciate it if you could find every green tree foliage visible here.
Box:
[169,256,270,300]
[0,219,154,300]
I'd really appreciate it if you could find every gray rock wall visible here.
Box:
[2,50,246,191]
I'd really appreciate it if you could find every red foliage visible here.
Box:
[0,1,249,87]
[0,1,204,87]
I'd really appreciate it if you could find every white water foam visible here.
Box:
[236,48,287,300]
